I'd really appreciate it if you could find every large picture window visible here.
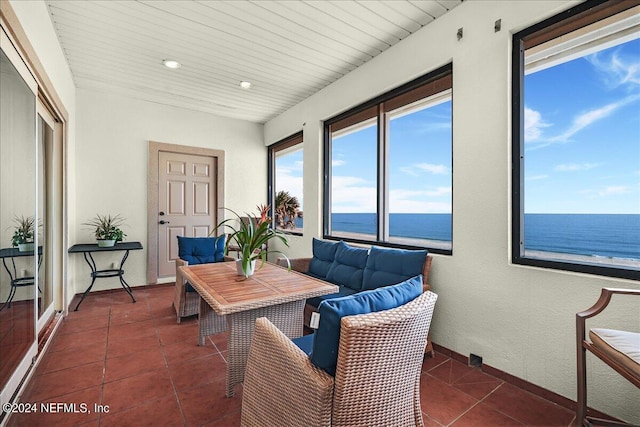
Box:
[512,1,640,280]
[324,65,452,253]
[269,132,303,234]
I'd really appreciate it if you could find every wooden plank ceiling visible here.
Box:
[46,0,461,123]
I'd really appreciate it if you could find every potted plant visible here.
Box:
[10,215,37,252]
[212,205,290,278]
[83,214,126,247]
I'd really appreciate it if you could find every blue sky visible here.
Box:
[524,37,640,214]
[276,37,639,216]
[330,99,452,213]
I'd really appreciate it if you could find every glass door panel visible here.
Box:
[36,113,54,324]
[0,43,37,403]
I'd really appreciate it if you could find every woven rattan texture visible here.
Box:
[242,317,334,426]
[174,258,199,322]
[240,291,437,427]
[332,291,437,426]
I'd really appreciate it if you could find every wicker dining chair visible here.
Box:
[241,290,438,427]
[173,235,232,323]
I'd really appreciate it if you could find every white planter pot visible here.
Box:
[236,259,256,277]
[18,243,34,252]
[97,239,116,247]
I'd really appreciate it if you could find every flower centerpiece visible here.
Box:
[83,214,126,247]
[10,215,37,252]
[212,205,290,278]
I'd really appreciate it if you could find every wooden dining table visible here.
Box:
[179,261,338,397]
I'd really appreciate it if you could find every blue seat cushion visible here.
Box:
[292,333,314,356]
[185,282,196,293]
[177,235,226,266]
[310,275,423,376]
[325,241,368,290]
[306,285,358,308]
[308,238,339,280]
[362,246,428,290]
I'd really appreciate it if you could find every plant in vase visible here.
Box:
[10,215,37,252]
[212,205,290,278]
[83,214,126,247]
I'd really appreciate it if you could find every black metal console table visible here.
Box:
[68,242,142,311]
[0,246,43,311]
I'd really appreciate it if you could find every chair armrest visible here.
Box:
[223,255,235,262]
[242,317,334,427]
[576,288,640,343]
[277,257,311,273]
[175,258,188,291]
[422,254,433,291]
[577,288,640,321]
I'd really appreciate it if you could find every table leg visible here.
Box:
[225,300,304,397]
[198,297,227,346]
[74,252,98,311]
[0,258,15,311]
[74,275,97,311]
[118,250,136,303]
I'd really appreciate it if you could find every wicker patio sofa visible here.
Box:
[277,238,434,355]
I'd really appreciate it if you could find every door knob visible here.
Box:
[159,220,170,225]
[159,211,165,216]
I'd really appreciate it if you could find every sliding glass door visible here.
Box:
[0,40,38,404]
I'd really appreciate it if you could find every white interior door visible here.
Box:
[157,152,217,277]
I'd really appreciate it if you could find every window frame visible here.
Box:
[511,0,640,281]
[268,131,304,236]
[323,64,453,254]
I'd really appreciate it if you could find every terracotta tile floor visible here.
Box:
[7,285,577,426]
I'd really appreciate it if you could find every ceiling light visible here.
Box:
[240,81,253,90]
[162,59,181,69]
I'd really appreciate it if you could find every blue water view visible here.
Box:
[328,213,640,260]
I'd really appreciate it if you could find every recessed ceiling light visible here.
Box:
[240,81,253,90]
[162,59,181,69]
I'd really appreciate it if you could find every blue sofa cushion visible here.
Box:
[292,333,314,356]
[308,238,339,280]
[325,241,368,290]
[310,275,423,376]
[362,246,428,290]
[306,286,358,308]
[177,235,226,266]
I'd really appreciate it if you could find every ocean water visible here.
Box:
[329,213,640,260]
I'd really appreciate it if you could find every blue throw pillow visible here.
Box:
[177,235,226,266]
[310,275,423,376]
[325,241,368,290]
[362,246,428,290]
[308,238,339,279]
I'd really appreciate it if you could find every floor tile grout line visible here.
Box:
[445,381,509,427]
[156,306,190,427]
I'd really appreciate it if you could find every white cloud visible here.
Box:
[400,163,449,176]
[388,188,452,213]
[598,186,631,196]
[550,94,640,143]
[524,107,551,142]
[332,159,345,167]
[527,95,640,150]
[330,176,376,213]
[526,174,549,181]
[554,163,599,172]
[275,168,303,208]
[586,50,640,88]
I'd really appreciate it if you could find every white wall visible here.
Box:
[265,0,640,423]
[73,88,265,293]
